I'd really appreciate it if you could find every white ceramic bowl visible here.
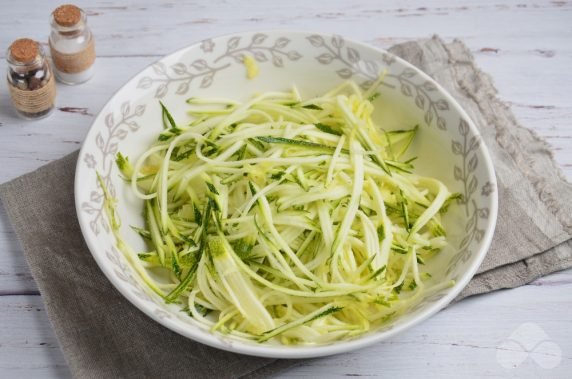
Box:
[75,31,498,358]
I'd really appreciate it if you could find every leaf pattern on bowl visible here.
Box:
[307,34,450,129]
[137,34,303,98]
[81,101,146,235]
[306,34,393,88]
[106,247,152,303]
[481,181,494,197]
[447,119,490,274]
[200,38,215,53]
[409,290,449,313]
[212,33,302,66]
[394,70,449,130]
[137,60,231,98]
[154,308,173,320]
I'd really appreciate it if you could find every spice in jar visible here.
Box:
[49,4,95,85]
[6,38,56,120]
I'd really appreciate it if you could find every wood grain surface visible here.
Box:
[0,0,570,377]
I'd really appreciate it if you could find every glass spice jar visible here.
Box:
[6,38,56,120]
[49,4,95,85]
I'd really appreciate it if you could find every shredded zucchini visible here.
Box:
[243,55,259,79]
[105,80,458,345]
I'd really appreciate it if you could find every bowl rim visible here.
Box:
[75,30,498,358]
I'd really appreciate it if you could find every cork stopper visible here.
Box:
[9,39,39,63]
[53,4,82,27]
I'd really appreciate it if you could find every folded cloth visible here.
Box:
[1,36,571,378]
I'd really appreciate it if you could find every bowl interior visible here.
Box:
[75,31,497,358]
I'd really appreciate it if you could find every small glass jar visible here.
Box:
[6,39,56,120]
[49,4,95,85]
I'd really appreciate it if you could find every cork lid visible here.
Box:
[53,4,82,27]
[9,38,39,63]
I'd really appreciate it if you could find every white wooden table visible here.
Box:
[1,1,571,377]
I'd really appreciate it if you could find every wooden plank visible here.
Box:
[0,0,571,59]
[0,296,69,379]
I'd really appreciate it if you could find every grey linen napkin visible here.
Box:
[1,36,571,378]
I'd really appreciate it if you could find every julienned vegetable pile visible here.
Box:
[102,79,460,345]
